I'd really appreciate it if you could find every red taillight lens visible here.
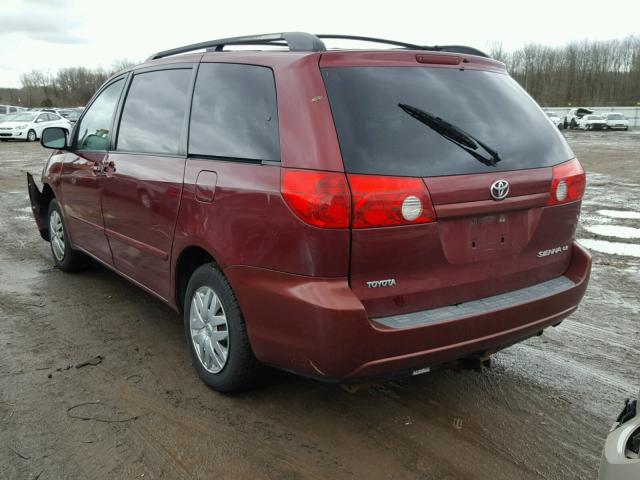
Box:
[281,169,350,228]
[348,174,435,228]
[547,158,586,205]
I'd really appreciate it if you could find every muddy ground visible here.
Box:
[0,131,638,480]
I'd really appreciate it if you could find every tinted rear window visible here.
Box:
[117,69,192,155]
[322,67,573,177]
[189,63,280,161]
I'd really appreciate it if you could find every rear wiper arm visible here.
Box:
[398,103,501,167]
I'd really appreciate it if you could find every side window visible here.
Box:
[76,79,124,151]
[117,69,192,155]
[36,114,47,123]
[48,113,61,121]
[9,107,17,113]
[189,63,280,161]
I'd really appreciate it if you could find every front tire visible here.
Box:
[27,129,37,142]
[184,263,260,393]
[47,199,90,272]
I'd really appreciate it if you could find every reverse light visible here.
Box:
[348,174,435,228]
[548,158,586,205]
[281,169,350,228]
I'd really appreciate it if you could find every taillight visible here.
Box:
[281,169,350,228]
[547,158,586,205]
[348,174,435,228]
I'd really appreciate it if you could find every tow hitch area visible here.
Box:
[27,172,48,241]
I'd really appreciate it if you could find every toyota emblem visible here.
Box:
[490,179,509,201]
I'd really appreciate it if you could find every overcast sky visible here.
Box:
[1,0,639,87]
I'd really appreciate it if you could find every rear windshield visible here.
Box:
[607,114,624,120]
[322,67,574,177]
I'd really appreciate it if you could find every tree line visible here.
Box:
[1,37,639,108]
[0,60,134,108]
[490,36,640,106]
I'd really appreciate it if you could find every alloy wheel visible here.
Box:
[189,286,229,373]
[49,210,65,261]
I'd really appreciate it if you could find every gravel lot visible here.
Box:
[1,131,638,479]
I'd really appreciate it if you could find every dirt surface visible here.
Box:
[1,131,638,480]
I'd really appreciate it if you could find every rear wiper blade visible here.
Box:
[398,103,501,167]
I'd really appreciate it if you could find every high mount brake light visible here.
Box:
[348,174,435,228]
[548,159,585,206]
[281,169,350,229]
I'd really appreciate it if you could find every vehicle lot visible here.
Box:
[0,131,638,479]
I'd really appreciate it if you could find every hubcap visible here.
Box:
[189,286,229,373]
[49,210,65,261]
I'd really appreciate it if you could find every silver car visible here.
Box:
[599,391,640,479]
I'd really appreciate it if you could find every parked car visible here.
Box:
[0,104,22,115]
[579,114,607,131]
[564,107,594,129]
[601,112,630,130]
[59,108,82,125]
[28,32,591,392]
[0,111,71,142]
[599,391,640,479]
[545,111,563,129]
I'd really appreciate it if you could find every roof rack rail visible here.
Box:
[316,35,490,58]
[146,32,326,60]
[146,32,489,61]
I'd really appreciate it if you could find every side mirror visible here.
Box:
[41,127,69,150]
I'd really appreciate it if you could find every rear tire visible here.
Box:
[47,199,90,272]
[184,263,260,393]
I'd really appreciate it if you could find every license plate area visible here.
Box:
[438,209,539,264]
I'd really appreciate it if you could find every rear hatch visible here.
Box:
[320,52,584,318]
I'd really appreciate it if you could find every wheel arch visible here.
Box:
[174,245,221,313]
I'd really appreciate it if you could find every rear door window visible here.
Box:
[322,67,574,177]
[189,63,280,161]
[117,68,192,155]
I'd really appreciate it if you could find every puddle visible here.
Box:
[578,238,640,258]
[585,225,640,239]
[597,209,640,220]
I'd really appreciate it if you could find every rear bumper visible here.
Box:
[227,241,591,381]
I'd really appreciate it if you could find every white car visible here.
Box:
[599,392,640,479]
[565,107,593,129]
[0,111,72,142]
[578,114,607,131]
[601,112,630,131]
[545,112,563,129]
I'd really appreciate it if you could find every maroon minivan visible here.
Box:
[28,33,591,392]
